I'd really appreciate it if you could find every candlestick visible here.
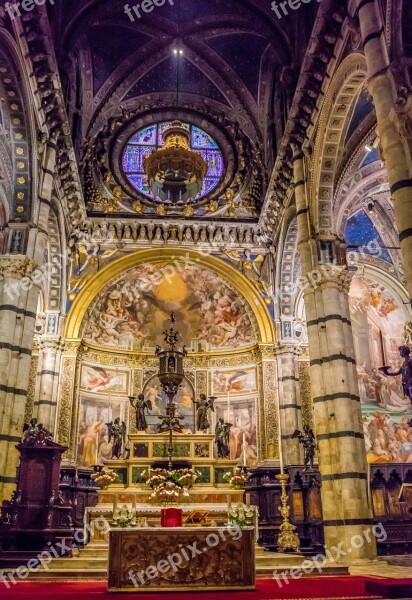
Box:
[227,494,232,511]
[245,492,250,508]
[242,433,247,467]
[133,493,137,510]
[275,473,300,552]
[113,493,117,511]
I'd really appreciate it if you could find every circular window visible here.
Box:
[121,121,225,201]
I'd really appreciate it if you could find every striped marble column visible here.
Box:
[356,0,412,306]
[275,342,303,465]
[292,147,375,560]
[0,256,39,500]
[0,140,56,501]
[34,337,64,432]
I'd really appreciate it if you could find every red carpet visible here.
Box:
[0,577,400,599]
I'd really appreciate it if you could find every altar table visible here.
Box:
[107,526,255,592]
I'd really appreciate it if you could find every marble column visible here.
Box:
[0,140,57,501]
[275,342,303,465]
[0,256,39,500]
[355,0,412,306]
[34,336,64,432]
[292,147,375,560]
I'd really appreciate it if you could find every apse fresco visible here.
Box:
[122,121,224,200]
[142,375,195,434]
[215,396,258,468]
[349,275,412,463]
[211,368,256,395]
[83,263,256,351]
[80,364,129,394]
[77,395,128,467]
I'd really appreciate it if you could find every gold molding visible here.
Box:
[64,248,275,345]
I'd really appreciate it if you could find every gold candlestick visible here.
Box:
[275,473,300,552]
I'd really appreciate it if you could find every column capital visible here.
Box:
[257,343,276,360]
[0,255,36,280]
[38,336,65,353]
[274,341,302,357]
[62,339,83,356]
[390,93,412,141]
[304,265,354,294]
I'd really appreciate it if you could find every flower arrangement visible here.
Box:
[142,468,198,504]
[223,466,250,489]
[142,468,198,490]
[112,505,137,528]
[91,467,118,489]
[149,480,190,504]
[228,503,255,528]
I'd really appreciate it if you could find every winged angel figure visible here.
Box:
[106,417,126,459]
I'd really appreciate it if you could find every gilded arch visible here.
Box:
[64,248,275,347]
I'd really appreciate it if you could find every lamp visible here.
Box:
[144,120,207,204]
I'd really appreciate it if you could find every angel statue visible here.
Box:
[379,345,412,404]
[292,425,318,470]
[129,394,152,431]
[106,417,126,459]
[194,394,215,432]
[215,418,233,458]
[224,248,270,296]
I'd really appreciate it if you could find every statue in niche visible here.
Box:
[379,345,412,404]
[129,394,152,431]
[293,425,318,470]
[215,418,233,458]
[106,418,126,459]
[194,394,215,432]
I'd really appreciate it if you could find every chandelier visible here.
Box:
[143,120,207,204]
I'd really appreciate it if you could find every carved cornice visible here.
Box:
[0,255,36,280]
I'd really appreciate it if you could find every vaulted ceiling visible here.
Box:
[46,0,319,219]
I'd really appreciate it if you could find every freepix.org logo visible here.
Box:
[271,0,321,20]
[124,0,174,22]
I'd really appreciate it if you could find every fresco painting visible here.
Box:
[83,263,256,351]
[215,396,258,468]
[349,275,412,463]
[77,395,127,467]
[80,364,129,393]
[211,368,257,395]
[142,375,195,433]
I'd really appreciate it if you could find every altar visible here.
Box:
[108,526,255,592]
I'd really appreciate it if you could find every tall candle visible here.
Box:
[379,330,386,365]
[242,433,247,466]
[227,494,232,511]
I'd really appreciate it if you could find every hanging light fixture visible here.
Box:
[143,120,207,204]
[143,0,207,206]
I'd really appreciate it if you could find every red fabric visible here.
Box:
[160,507,183,527]
[1,576,400,599]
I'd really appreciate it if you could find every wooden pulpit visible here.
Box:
[0,421,74,563]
